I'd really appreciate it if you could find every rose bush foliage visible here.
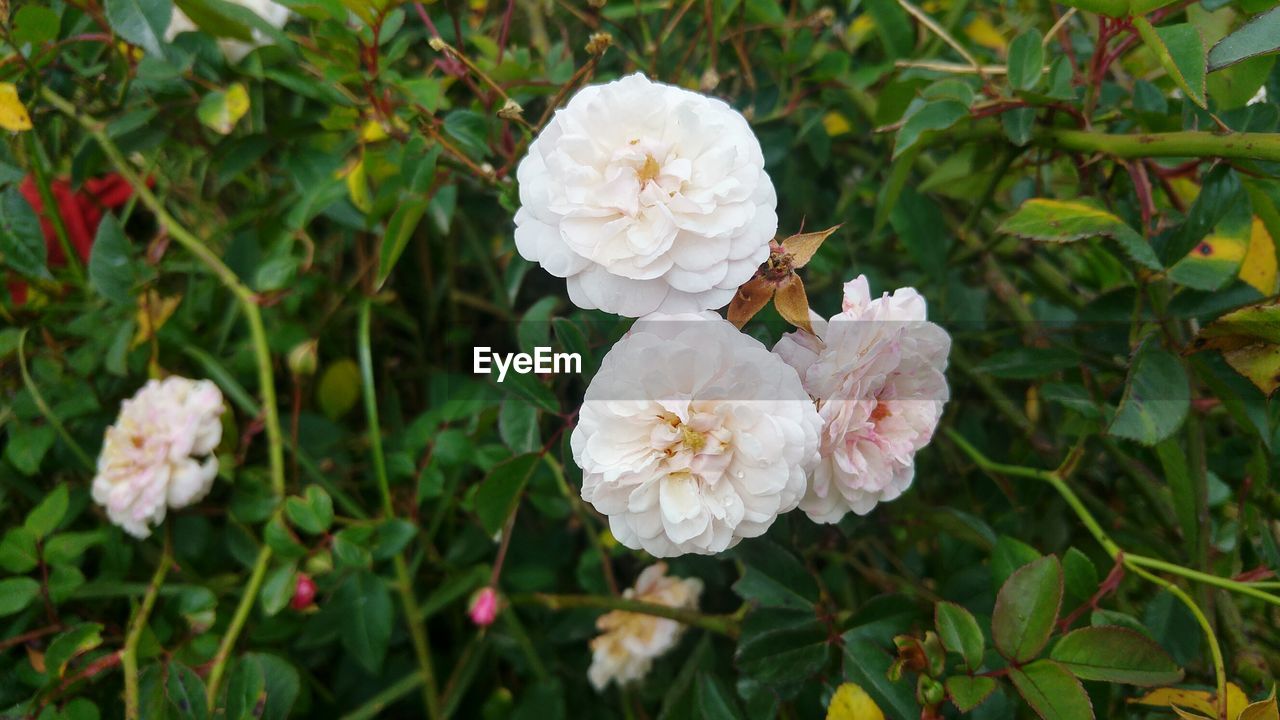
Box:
[3,0,1280,717]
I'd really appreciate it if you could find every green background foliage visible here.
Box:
[2,0,1280,716]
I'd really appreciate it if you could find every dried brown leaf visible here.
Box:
[774,273,813,333]
[727,276,774,329]
[782,224,842,268]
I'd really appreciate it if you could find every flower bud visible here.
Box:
[468,587,499,627]
[304,549,333,576]
[288,339,319,377]
[291,573,318,610]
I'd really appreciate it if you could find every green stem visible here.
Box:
[40,87,285,499]
[509,593,741,638]
[122,534,171,720]
[17,329,94,471]
[205,544,272,707]
[358,300,441,719]
[338,671,430,720]
[543,453,618,594]
[1036,128,1280,163]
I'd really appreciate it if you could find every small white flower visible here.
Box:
[1248,86,1268,106]
[515,73,778,317]
[774,276,951,523]
[573,313,821,557]
[165,0,290,62]
[588,563,703,690]
[91,377,225,539]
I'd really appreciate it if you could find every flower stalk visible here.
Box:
[122,534,171,720]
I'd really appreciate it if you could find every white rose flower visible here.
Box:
[572,313,821,557]
[588,563,703,690]
[774,276,951,523]
[165,0,290,62]
[91,377,225,539]
[515,73,778,317]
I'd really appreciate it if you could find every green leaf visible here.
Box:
[284,486,334,535]
[1168,191,1253,291]
[1062,548,1099,609]
[316,358,361,419]
[695,672,745,720]
[997,198,1161,270]
[1207,7,1280,72]
[474,453,539,536]
[736,608,831,685]
[0,527,39,573]
[5,423,55,476]
[1008,659,1094,720]
[992,555,1063,663]
[223,655,266,720]
[1050,626,1184,685]
[935,602,985,670]
[841,636,922,718]
[1134,19,1207,109]
[25,484,69,540]
[0,186,50,281]
[172,0,254,40]
[104,0,172,57]
[244,653,300,720]
[260,563,296,617]
[894,99,968,159]
[498,396,541,454]
[992,535,1042,587]
[12,5,61,47]
[1260,521,1280,574]
[0,577,41,616]
[45,624,103,678]
[1156,439,1199,558]
[1208,55,1275,110]
[166,661,208,720]
[1108,335,1190,445]
[946,675,997,713]
[1008,29,1045,91]
[89,215,138,304]
[197,84,250,135]
[337,571,393,674]
[376,196,429,289]
[43,531,106,566]
[730,540,819,610]
[1002,107,1036,146]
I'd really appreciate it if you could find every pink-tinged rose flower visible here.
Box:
[573,312,821,557]
[91,377,225,538]
[588,563,702,690]
[468,587,499,627]
[774,276,951,523]
[514,73,777,317]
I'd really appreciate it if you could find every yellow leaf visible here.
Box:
[0,83,33,132]
[1240,217,1277,295]
[197,83,250,135]
[1131,683,1250,719]
[1240,691,1280,720]
[827,682,885,720]
[964,15,1006,52]
[345,156,373,214]
[847,14,876,45]
[361,119,389,142]
[823,112,852,137]
[132,291,183,348]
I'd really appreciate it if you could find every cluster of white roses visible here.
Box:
[91,377,225,538]
[517,73,952,559]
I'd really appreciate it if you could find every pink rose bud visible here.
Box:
[468,587,499,627]
[291,573,317,611]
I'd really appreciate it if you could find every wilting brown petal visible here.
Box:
[727,276,774,328]
[781,224,842,268]
[773,273,813,334]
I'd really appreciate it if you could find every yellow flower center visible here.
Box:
[637,154,661,185]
